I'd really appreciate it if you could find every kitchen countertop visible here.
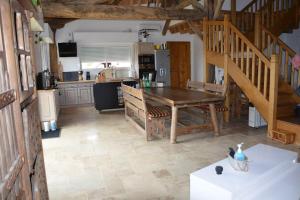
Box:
[57,80,95,84]
[57,78,138,84]
[95,78,138,83]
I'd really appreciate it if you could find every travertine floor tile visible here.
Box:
[43,106,300,200]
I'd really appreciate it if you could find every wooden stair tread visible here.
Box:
[272,129,296,144]
[272,129,296,135]
[277,117,300,125]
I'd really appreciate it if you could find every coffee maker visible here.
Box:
[37,69,52,89]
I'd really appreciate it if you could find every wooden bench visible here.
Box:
[121,83,170,141]
[187,80,228,128]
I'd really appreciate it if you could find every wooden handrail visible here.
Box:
[261,26,298,87]
[241,0,268,13]
[229,24,270,64]
[262,27,296,56]
[233,0,298,34]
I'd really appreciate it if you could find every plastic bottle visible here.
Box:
[234,143,246,161]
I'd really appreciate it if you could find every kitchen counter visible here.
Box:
[57,80,95,84]
[96,78,138,83]
[57,78,138,84]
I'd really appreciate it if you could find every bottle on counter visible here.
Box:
[78,71,83,81]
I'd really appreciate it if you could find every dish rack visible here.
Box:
[227,154,248,172]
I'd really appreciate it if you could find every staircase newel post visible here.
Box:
[268,55,279,137]
[254,11,262,51]
[203,17,209,82]
[224,14,230,122]
[231,0,237,25]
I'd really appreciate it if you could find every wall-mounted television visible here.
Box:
[58,42,77,57]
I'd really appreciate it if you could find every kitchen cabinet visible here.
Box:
[133,42,154,79]
[58,88,65,105]
[93,80,137,111]
[57,81,94,107]
[37,89,60,122]
[65,88,78,105]
[135,42,154,54]
[78,87,91,104]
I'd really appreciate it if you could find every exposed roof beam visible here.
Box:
[44,18,75,31]
[187,20,202,39]
[191,0,206,12]
[175,0,193,8]
[42,0,117,4]
[213,0,225,19]
[162,0,195,35]
[43,2,205,20]
[162,19,171,35]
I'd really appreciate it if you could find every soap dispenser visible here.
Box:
[234,143,246,161]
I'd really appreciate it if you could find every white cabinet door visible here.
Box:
[58,89,65,106]
[65,88,78,105]
[54,90,60,118]
[90,86,94,103]
[78,87,91,104]
[37,90,58,122]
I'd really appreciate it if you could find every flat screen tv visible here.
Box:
[58,42,77,57]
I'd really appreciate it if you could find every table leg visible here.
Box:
[170,106,178,144]
[209,103,220,136]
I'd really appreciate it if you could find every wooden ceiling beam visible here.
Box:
[42,2,205,20]
[191,0,206,13]
[162,0,195,35]
[44,17,75,31]
[213,0,225,19]
[42,0,117,5]
[187,20,202,39]
[162,19,171,35]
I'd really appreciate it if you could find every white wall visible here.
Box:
[222,0,253,11]
[280,24,300,53]
[56,19,204,81]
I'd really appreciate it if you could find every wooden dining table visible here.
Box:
[143,87,224,143]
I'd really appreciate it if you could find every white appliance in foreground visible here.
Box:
[248,106,267,128]
[190,144,299,200]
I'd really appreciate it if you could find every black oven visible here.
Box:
[138,54,154,69]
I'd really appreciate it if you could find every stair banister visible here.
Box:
[224,14,230,122]
[203,16,209,82]
[254,11,262,50]
[268,55,279,136]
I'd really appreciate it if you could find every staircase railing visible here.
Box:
[231,0,298,34]
[205,20,225,55]
[260,27,298,89]
[203,15,279,134]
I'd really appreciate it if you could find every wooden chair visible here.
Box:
[121,83,170,141]
[186,80,228,128]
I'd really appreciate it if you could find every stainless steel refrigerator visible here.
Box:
[154,49,170,86]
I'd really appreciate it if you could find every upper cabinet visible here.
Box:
[135,42,154,55]
[11,0,35,103]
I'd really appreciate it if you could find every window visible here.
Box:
[79,45,131,69]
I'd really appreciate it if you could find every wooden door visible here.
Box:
[11,0,34,103]
[168,42,191,88]
[0,0,32,199]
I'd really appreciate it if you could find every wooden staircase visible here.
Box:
[203,0,300,145]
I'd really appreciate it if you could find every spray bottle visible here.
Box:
[234,143,246,161]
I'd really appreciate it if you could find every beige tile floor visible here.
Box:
[42,107,300,200]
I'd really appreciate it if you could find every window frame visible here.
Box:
[78,43,133,70]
